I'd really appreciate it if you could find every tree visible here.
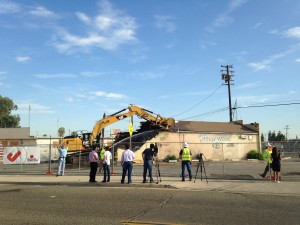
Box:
[270,130,276,141]
[71,131,77,137]
[268,131,272,141]
[58,127,65,139]
[275,131,285,141]
[261,133,265,142]
[267,130,286,141]
[0,95,20,128]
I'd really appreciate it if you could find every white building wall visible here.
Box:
[121,131,259,162]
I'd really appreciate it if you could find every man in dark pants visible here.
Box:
[121,144,135,184]
[142,143,155,183]
[179,142,192,181]
[89,147,99,182]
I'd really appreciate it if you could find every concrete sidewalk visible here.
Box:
[0,174,299,196]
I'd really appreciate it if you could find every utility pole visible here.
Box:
[29,104,31,129]
[221,65,235,122]
[285,125,290,141]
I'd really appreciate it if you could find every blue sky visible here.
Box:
[1,0,299,139]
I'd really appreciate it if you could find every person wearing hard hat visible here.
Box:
[98,146,106,173]
[260,143,273,178]
[179,141,192,181]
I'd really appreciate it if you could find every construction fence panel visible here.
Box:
[0,142,299,180]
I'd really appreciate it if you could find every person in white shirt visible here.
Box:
[102,146,112,183]
[121,144,135,184]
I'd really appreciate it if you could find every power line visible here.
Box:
[172,84,223,118]
[180,101,300,121]
[234,102,300,109]
[181,107,228,121]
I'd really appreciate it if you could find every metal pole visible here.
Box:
[226,66,233,122]
[79,150,81,171]
[130,116,133,149]
[222,143,225,177]
[46,135,52,174]
[111,145,115,174]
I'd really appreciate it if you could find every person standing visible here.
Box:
[271,147,282,183]
[179,142,192,181]
[102,146,112,183]
[56,144,68,177]
[121,144,135,184]
[89,147,99,182]
[142,143,155,183]
[260,144,273,178]
[99,146,105,173]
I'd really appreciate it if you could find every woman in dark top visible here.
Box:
[271,147,281,183]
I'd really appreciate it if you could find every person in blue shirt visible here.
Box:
[56,144,68,177]
[142,143,155,183]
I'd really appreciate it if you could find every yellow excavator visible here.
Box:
[62,105,174,162]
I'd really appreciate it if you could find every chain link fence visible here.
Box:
[1,141,299,180]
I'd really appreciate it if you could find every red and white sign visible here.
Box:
[3,146,40,164]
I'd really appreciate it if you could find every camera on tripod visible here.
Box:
[199,153,203,160]
[194,153,208,183]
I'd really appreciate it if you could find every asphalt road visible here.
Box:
[0,184,299,225]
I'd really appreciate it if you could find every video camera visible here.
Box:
[153,143,158,157]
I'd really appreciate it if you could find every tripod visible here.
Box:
[154,156,161,184]
[194,153,208,183]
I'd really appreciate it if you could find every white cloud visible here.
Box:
[64,96,74,103]
[33,73,77,79]
[0,1,21,14]
[284,27,300,39]
[17,103,55,114]
[131,71,164,80]
[248,43,300,72]
[90,91,126,99]
[236,95,270,106]
[295,58,300,62]
[250,22,262,30]
[76,12,91,24]
[228,0,248,12]
[154,15,176,32]
[16,56,31,63]
[131,65,170,79]
[232,51,248,62]
[0,71,7,77]
[29,6,59,19]
[81,71,104,77]
[248,61,271,72]
[236,81,262,90]
[53,0,138,53]
[206,0,248,32]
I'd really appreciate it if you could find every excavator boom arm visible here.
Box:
[89,105,175,145]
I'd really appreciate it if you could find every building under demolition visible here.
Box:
[118,120,260,162]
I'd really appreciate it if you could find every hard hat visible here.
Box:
[183,142,188,148]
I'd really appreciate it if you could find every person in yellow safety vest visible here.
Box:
[260,144,273,178]
[98,146,105,173]
[179,141,192,182]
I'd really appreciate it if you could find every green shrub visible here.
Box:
[247,150,263,160]
[164,154,177,161]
